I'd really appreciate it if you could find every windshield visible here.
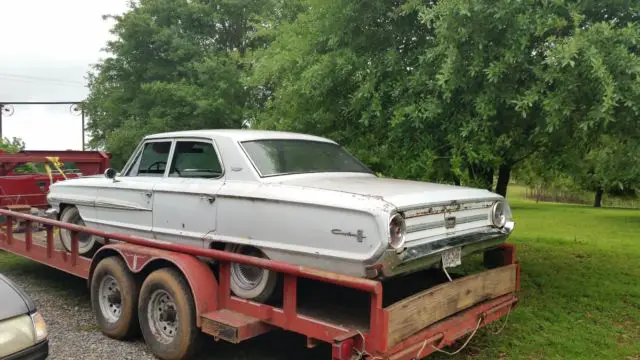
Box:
[241,139,372,177]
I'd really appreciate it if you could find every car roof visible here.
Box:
[0,273,35,320]
[144,129,337,144]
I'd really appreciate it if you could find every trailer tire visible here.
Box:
[90,256,140,339]
[226,244,279,303]
[138,268,201,360]
[59,206,100,257]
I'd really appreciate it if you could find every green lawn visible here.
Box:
[434,197,640,360]
[1,197,639,359]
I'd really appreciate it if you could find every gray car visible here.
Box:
[0,273,49,360]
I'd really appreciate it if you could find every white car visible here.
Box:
[47,129,515,302]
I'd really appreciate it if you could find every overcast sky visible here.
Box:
[0,0,130,150]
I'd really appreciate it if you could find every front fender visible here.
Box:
[90,243,218,325]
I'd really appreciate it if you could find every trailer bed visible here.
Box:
[0,209,520,360]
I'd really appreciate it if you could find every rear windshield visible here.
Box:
[241,139,372,177]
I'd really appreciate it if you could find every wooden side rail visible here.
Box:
[383,264,518,347]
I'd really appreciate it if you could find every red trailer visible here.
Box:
[0,209,519,360]
[0,150,111,209]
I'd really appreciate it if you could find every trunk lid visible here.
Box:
[276,174,502,247]
[275,173,500,208]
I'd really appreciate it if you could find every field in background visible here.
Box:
[510,183,640,209]
[1,194,639,359]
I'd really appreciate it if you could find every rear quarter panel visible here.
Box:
[213,181,393,277]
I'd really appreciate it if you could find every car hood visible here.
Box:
[275,174,501,208]
[0,274,34,320]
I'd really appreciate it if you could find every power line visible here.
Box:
[0,73,85,86]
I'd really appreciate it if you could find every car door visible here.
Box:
[94,139,174,238]
[152,138,224,247]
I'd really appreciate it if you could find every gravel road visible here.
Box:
[0,252,328,360]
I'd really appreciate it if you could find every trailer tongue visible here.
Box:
[0,209,519,360]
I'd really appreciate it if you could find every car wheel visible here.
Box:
[91,256,140,339]
[225,244,279,303]
[59,206,101,257]
[138,268,202,360]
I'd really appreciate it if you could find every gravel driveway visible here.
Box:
[3,262,156,360]
[0,252,327,360]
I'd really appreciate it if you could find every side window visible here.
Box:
[169,141,223,179]
[130,141,172,177]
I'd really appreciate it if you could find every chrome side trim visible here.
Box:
[47,195,94,208]
[94,200,152,211]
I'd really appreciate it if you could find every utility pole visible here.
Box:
[0,104,15,139]
[81,109,85,151]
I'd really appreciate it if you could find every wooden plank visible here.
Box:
[385,264,517,347]
[200,309,273,343]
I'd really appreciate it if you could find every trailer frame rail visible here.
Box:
[0,209,519,359]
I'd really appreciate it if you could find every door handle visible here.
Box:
[200,195,215,204]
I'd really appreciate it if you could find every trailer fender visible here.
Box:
[90,243,218,325]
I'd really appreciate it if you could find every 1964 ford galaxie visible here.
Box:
[47,129,514,302]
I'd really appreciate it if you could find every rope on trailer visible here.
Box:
[489,303,512,335]
[441,258,453,282]
[414,315,483,359]
[353,330,382,360]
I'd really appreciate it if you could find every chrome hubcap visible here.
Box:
[63,212,94,252]
[147,290,178,344]
[98,275,122,323]
[230,247,264,290]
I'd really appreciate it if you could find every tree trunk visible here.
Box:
[495,163,512,197]
[594,187,604,208]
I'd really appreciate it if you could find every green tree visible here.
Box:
[572,136,640,207]
[250,1,458,182]
[251,0,640,195]
[404,0,640,195]
[86,0,276,167]
[0,137,26,152]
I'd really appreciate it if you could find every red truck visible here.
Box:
[0,150,110,209]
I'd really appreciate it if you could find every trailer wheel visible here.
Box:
[138,268,201,360]
[90,256,140,339]
[59,206,100,257]
[226,244,278,303]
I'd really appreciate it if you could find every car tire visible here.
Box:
[225,244,279,303]
[59,206,101,257]
[91,256,140,339]
[138,268,202,360]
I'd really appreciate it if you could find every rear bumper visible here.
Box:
[376,225,512,278]
[1,340,48,360]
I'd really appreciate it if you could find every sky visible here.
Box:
[0,0,131,150]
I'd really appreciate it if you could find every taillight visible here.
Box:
[388,214,406,250]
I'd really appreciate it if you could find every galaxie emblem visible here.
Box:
[331,229,367,243]
[444,216,456,229]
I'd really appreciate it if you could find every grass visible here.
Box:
[431,196,640,360]
[511,183,640,209]
[1,195,639,359]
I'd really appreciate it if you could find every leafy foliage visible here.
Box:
[85,0,280,167]
[86,0,640,203]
